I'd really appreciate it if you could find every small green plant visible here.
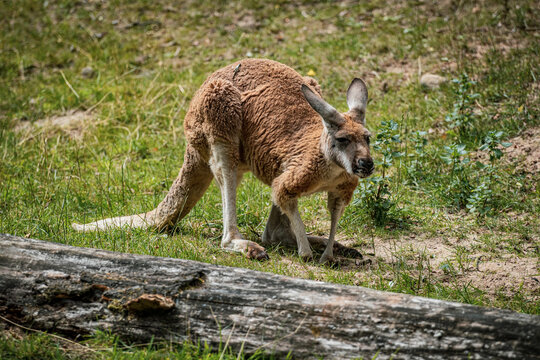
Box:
[439,261,457,276]
[405,130,428,183]
[440,143,472,209]
[467,181,493,217]
[467,131,512,217]
[355,120,403,226]
[478,130,512,164]
[454,245,473,273]
[445,74,480,140]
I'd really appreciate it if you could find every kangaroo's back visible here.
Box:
[209,59,310,96]
[202,59,323,185]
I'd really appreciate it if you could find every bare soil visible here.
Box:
[275,227,537,305]
[15,110,93,141]
[502,126,540,175]
[472,125,540,177]
[356,231,539,302]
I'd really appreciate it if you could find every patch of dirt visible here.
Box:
[15,110,93,141]
[460,255,539,299]
[285,215,539,303]
[356,230,539,302]
[381,60,417,82]
[473,126,540,176]
[502,126,540,175]
[236,13,260,30]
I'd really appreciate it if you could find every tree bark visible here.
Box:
[0,234,538,359]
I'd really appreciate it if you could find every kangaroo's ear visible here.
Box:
[346,78,368,125]
[302,84,343,129]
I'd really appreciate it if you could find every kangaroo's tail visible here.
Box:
[72,145,213,232]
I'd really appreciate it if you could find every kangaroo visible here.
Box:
[73,59,373,263]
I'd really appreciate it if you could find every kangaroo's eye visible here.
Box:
[365,135,371,145]
[336,137,350,145]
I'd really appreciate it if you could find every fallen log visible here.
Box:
[0,234,538,359]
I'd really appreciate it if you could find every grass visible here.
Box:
[0,328,276,360]
[1,0,539,358]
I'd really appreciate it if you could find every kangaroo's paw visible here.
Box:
[225,239,270,261]
[246,242,270,261]
[299,248,314,262]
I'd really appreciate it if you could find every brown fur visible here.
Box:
[73,59,372,263]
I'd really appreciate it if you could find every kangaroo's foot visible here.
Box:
[222,234,269,261]
[246,241,270,261]
[319,249,335,265]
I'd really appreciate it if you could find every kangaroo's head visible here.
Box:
[301,79,373,178]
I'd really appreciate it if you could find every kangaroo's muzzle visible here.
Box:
[354,158,374,177]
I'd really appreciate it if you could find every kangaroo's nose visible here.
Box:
[357,158,374,175]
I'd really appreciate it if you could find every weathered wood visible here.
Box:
[0,234,538,359]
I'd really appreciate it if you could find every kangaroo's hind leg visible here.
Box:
[210,144,268,260]
[201,78,268,260]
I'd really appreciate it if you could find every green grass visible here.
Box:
[1,0,539,358]
[0,329,276,360]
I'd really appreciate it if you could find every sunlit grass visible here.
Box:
[1,0,539,357]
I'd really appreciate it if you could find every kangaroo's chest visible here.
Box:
[305,164,351,195]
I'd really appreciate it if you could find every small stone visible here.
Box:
[132,55,149,66]
[420,73,446,89]
[161,40,176,48]
[237,14,258,29]
[81,66,95,78]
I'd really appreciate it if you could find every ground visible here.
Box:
[493,126,540,175]
[1,0,539,358]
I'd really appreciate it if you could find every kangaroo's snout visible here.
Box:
[355,158,374,177]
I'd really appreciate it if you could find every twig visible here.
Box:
[237,326,251,360]
[143,71,162,101]
[0,314,97,353]
[13,48,25,80]
[86,91,112,113]
[60,70,80,99]
[246,222,261,239]
[105,68,138,86]
[219,322,235,360]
